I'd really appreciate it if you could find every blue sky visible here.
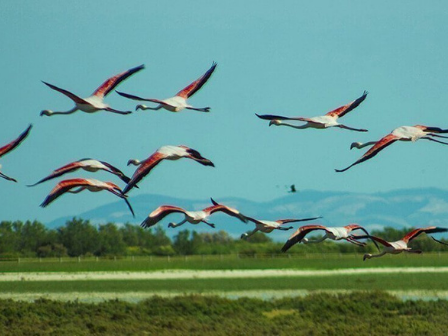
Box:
[2,1,448,223]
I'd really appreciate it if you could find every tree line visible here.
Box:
[0,218,446,258]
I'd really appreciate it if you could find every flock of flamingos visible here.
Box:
[2,62,448,261]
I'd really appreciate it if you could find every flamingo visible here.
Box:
[354,226,448,260]
[281,223,379,252]
[240,215,322,240]
[116,62,217,113]
[336,125,448,172]
[0,124,32,182]
[141,198,247,229]
[40,64,144,116]
[40,178,134,217]
[123,145,214,194]
[256,91,368,132]
[28,158,132,187]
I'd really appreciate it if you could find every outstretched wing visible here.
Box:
[205,198,247,223]
[42,81,89,105]
[345,224,380,251]
[115,91,167,105]
[28,161,83,187]
[403,226,448,243]
[123,151,166,194]
[276,216,323,225]
[0,124,33,158]
[141,205,187,228]
[352,234,392,248]
[325,91,368,118]
[281,224,328,252]
[255,113,306,121]
[99,160,132,184]
[176,62,217,99]
[93,64,145,98]
[335,133,399,172]
[40,178,89,207]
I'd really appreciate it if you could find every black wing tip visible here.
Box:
[210,197,219,205]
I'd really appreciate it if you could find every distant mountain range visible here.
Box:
[47,188,448,242]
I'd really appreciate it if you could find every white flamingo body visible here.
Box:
[338,125,448,172]
[257,91,368,132]
[141,198,247,229]
[41,64,144,116]
[117,62,217,113]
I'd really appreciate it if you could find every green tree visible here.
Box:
[57,218,100,256]
[97,223,126,256]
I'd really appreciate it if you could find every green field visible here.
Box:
[1,252,448,272]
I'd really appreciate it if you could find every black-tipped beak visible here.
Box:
[269,120,275,127]
[200,159,215,167]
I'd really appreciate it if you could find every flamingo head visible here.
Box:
[240,232,249,240]
[136,104,147,111]
[269,120,282,127]
[127,159,141,166]
[40,110,53,116]
[363,253,372,261]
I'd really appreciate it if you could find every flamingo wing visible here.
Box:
[204,204,247,223]
[141,205,187,228]
[99,160,132,184]
[123,152,166,194]
[351,234,392,247]
[115,91,168,105]
[92,64,145,98]
[276,216,323,225]
[345,224,380,251]
[325,91,368,118]
[335,133,399,172]
[281,224,328,252]
[402,226,448,243]
[0,124,32,158]
[42,81,89,105]
[255,113,307,121]
[28,161,84,187]
[40,178,90,207]
[176,62,217,99]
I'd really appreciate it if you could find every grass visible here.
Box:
[1,292,448,335]
[1,252,448,272]
[3,273,448,294]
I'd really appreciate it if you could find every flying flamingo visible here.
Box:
[281,223,379,252]
[40,178,134,217]
[41,64,144,116]
[354,226,448,260]
[124,145,214,194]
[116,62,217,113]
[336,125,448,172]
[0,124,32,182]
[240,215,322,240]
[28,158,132,187]
[140,198,247,229]
[256,91,368,132]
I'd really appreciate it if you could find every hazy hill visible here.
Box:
[47,188,448,242]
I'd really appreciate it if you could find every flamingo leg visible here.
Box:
[105,107,132,115]
[346,237,367,247]
[429,134,448,139]
[186,106,211,112]
[424,137,448,145]
[202,219,216,228]
[277,226,294,231]
[337,124,368,132]
[0,171,17,182]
